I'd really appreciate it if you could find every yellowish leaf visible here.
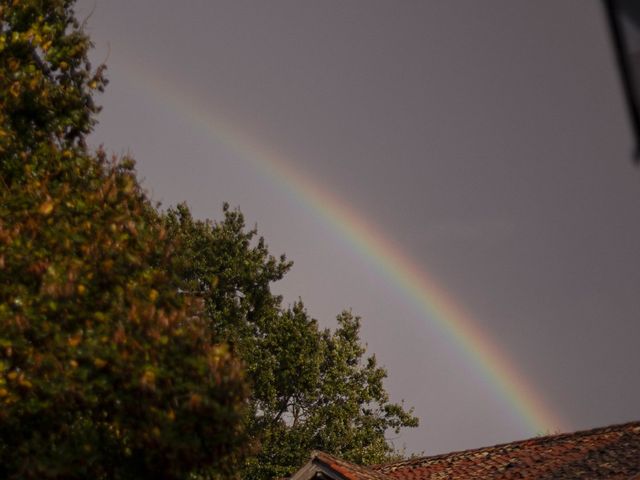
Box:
[9,82,20,97]
[38,200,54,216]
[18,378,32,389]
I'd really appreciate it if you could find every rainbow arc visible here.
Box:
[117,62,566,434]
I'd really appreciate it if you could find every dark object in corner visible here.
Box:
[603,0,640,162]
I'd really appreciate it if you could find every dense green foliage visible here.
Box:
[0,152,250,479]
[0,1,418,478]
[165,207,419,480]
[0,1,249,478]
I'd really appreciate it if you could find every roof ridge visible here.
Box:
[311,450,392,480]
[373,420,640,472]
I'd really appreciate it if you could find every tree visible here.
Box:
[164,206,419,480]
[0,0,106,179]
[0,2,418,477]
[0,2,250,478]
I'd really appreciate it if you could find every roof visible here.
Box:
[291,421,640,480]
[290,451,391,480]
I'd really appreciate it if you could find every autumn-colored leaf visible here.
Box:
[9,82,20,97]
[93,358,107,369]
[38,200,54,216]
[67,334,82,347]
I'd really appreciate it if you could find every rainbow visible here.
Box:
[113,61,566,435]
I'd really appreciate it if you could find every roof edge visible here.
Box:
[291,451,392,480]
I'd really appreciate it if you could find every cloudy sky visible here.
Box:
[76,0,640,456]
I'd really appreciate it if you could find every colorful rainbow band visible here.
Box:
[115,60,566,435]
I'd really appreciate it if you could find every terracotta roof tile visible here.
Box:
[297,421,640,480]
[373,421,640,480]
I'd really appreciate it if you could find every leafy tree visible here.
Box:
[0,1,250,478]
[0,2,417,478]
[0,0,106,178]
[165,206,419,480]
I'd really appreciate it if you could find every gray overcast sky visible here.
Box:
[77,0,640,456]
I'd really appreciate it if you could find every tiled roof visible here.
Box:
[373,421,640,479]
[313,451,391,480]
[296,421,640,480]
